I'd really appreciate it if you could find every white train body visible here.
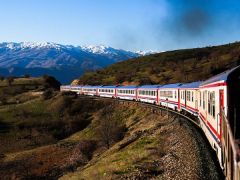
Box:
[159,83,181,110]
[82,86,99,96]
[179,82,201,116]
[116,86,138,100]
[98,86,116,98]
[137,85,160,104]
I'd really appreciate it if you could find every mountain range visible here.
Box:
[0,42,155,83]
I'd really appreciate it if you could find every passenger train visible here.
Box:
[61,66,240,180]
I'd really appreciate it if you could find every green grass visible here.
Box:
[0,77,44,87]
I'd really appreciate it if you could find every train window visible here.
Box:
[160,90,173,98]
[192,92,194,102]
[175,91,177,98]
[208,92,211,114]
[200,92,202,107]
[208,92,216,118]
[186,91,190,101]
[203,91,206,109]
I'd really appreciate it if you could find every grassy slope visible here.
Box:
[0,84,222,179]
[78,42,240,85]
[0,77,44,87]
[61,103,222,180]
[0,95,149,179]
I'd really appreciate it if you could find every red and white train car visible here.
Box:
[158,83,181,110]
[137,85,160,104]
[82,86,101,96]
[98,86,117,98]
[116,86,138,100]
[60,85,72,92]
[198,66,240,167]
[179,82,202,116]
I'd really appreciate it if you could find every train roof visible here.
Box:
[160,83,182,88]
[82,85,103,88]
[117,85,138,89]
[180,81,202,89]
[99,85,118,88]
[200,66,240,86]
[70,85,83,87]
[138,85,161,89]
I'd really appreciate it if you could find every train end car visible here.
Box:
[60,85,72,92]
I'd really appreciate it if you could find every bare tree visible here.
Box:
[96,106,126,149]
[7,77,14,86]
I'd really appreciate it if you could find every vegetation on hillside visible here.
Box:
[78,42,240,85]
[0,75,223,179]
[0,77,130,179]
[0,75,60,105]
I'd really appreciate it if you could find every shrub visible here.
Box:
[42,89,54,100]
[6,76,14,86]
[66,140,97,170]
[43,75,61,90]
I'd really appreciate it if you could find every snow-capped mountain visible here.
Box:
[0,42,155,83]
[135,50,161,56]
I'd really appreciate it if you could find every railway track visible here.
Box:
[79,95,200,127]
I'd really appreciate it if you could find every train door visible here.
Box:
[184,90,187,107]
[219,90,224,140]
[195,90,198,110]
[178,89,180,110]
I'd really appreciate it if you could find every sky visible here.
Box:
[0,0,240,51]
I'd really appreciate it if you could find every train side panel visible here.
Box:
[179,89,199,115]
[159,88,179,110]
[198,81,227,166]
[116,87,137,100]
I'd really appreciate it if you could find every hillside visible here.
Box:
[0,91,222,179]
[78,42,240,85]
[0,42,148,84]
